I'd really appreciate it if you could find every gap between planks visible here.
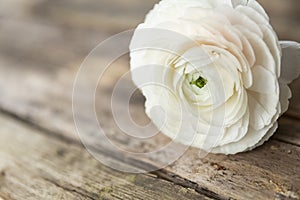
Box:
[0,102,299,199]
[0,104,298,149]
[0,112,215,200]
[0,105,226,200]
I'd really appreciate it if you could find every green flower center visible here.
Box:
[190,76,207,89]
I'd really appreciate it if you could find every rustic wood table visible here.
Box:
[0,0,299,199]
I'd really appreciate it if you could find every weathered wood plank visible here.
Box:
[0,53,299,200]
[1,104,299,200]
[276,117,300,146]
[0,114,212,200]
[30,0,160,33]
[287,79,300,120]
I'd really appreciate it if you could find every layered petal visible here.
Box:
[129,0,297,155]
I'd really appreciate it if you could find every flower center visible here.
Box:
[190,75,207,89]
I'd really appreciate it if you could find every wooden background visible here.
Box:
[0,0,299,199]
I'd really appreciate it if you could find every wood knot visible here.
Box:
[0,170,5,177]
[56,148,66,157]
[210,162,226,171]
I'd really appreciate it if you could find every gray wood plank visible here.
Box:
[0,114,211,200]
[0,53,299,199]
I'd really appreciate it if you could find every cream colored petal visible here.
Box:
[246,122,278,151]
[216,5,263,37]
[278,80,292,115]
[144,85,183,140]
[279,41,300,84]
[279,41,300,114]
[247,0,269,20]
[211,123,274,154]
[231,0,248,7]
[240,28,276,74]
[235,29,256,67]
[236,5,269,25]
[206,22,243,50]
[246,103,280,151]
[248,91,279,130]
[249,65,277,94]
[182,7,231,25]
[223,88,247,125]
[260,25,281,77]
[208,107,250,148]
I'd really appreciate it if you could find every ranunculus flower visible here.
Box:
[129,0,300,154]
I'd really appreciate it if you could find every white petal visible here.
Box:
[182,7,230,23]
[278,41,300,115]
[231,0,248,7]
[246,103,280,151]
[249,65,277,94]
[279,81,292,115]
[223,88,247,125]
[246,122,278,151]
[144,85,183,139]
[260,25,281,77]
[217,108,249,146]
[247,0,269,21]
[205,22,243,49]
[211,123,274,154]
[175,46,213,70]
[217,6,263,37]
[240,28,276,74]
[279,41,300,84]
[236,30,256,67]
[248,91,279,130]
[236,5,269,25]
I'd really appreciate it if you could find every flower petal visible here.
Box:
[249,65,277,94]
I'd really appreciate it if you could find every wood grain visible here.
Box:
[0,114,211,200]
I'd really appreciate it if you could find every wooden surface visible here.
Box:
[0,0,299,199]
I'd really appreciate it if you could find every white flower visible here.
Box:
[129,0,300,154]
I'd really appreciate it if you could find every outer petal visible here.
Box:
[279,41,300,84]
[279,41,300,114]
[211,123,274,154]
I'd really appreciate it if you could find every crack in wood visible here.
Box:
[85,145,228,199]
[152,169,228,200]
[42,177,98,200]
[274,138,300,148]
[0,106,80,147]
[1,104,299,148]
[0,107,223,199]
[0,104,299,199]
